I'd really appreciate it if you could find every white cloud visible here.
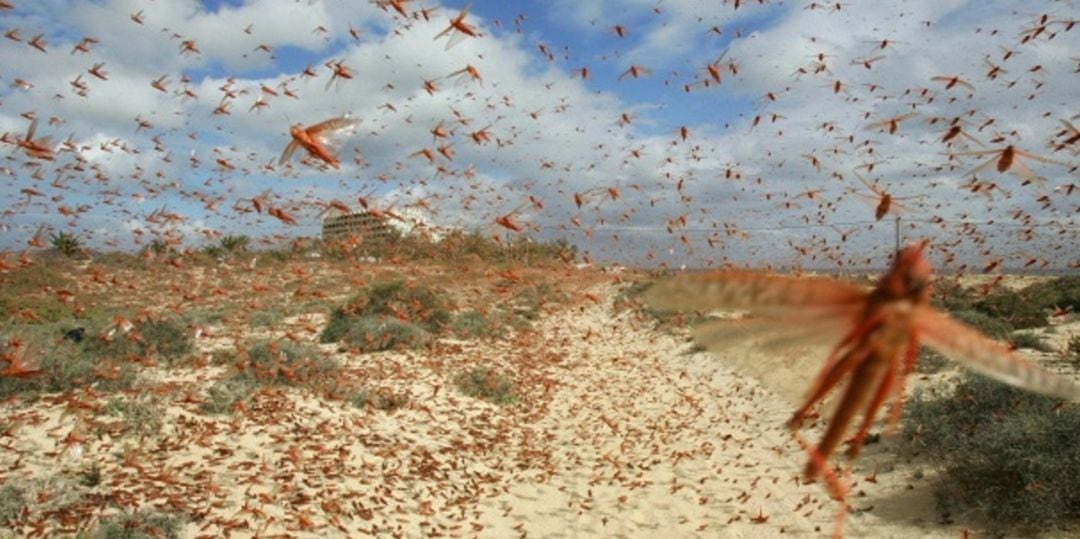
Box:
[0,0,1077,268]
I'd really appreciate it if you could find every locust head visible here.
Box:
[878,240,932,302]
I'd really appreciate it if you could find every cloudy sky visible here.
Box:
[0,0,1077,270]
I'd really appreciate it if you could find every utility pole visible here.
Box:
[894,216,901,256]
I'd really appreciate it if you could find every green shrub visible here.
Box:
[241,340,338,385]
[902,374,1080,530]
[450,310,512,340]
[0,339,137,400]
[916,348,951,374]
[90,252,144,269]
[323,316,431,352]
[248,309,284,328]
[974,287,1047,329]
[320,280,450,351]
[352,387,409,411]
[361,280,451,330]
[201,245,224,259]
[137,318,194,360]
[78,463,102,487]
[1069,335,1080,365]
[146,239,173,257]
[0,264,74,324]
[90,510,185,539]
[508,282,563,322]
[83,316,193,363]
[102,395,165,440]
[455,367,515,405]
[932,278,975,312]
[200,376,257,415]
[0,484,24,526]
[1009,332,1053,353]
[1021,276,1080,315]
[265,249,292,263]
[184,309,227,326]
[200,341,338,415]
[950,310,1013,341]
[218,234,250,253]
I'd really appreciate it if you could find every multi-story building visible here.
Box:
[320,208,398,244]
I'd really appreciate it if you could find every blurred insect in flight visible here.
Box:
[851,172,924,221]
[959,144,1065,186]
[434,3,480,50]
[279,116,358,169]
[3,119,55,161]
[645,241,1080,537]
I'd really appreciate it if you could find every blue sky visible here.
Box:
[0,0,1078,270]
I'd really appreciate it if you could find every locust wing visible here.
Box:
[644,272,869,405]
[917,306,1080,401]
[279,139,300,165]
[644,271,867,317]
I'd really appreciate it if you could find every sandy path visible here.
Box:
[469,286,957,539]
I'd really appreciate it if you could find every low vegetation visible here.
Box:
[919,276,1075,373]
[351,387,410,412]
[1020,276,1080,317]
[0,263,76,323]
[200,376,259,415]
[1009,331,1053,353]
[449,309,514,340]
[201,340,339,415]
[0,330,138,400]
[102,394,166,441]
[82,315,194,364]
[248,309,284,328]
[0,484,24,527]
[455,367,516,405]
[948,309,1012,340]
[87,510,185,539]
[965,276,1080,330]
[903,374,1080,532]
[320,279,450,352]
[613,278,708,330]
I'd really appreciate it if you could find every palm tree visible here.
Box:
[49,231,82,257]
[219,234,250,253]
[149,239,173,256]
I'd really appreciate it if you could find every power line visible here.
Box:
[533,217,1080,234]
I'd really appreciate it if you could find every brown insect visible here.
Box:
[434,3,480,49]
[931,75,975,91]
[852,173,923,221]
[959,144,1064,185]
[28,33,47,53]
[618,65,652,80]
[1,338,42,379]
[866,112,917,135]
[645,242,1079,537]
[324,60,354,90]
[280,116,357,168]
[5,119,55,161]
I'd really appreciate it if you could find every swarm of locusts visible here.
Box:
[645,241,1080,535]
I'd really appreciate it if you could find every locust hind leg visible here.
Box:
[794,433,850,539]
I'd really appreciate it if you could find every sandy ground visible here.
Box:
[2,270,1076,538]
